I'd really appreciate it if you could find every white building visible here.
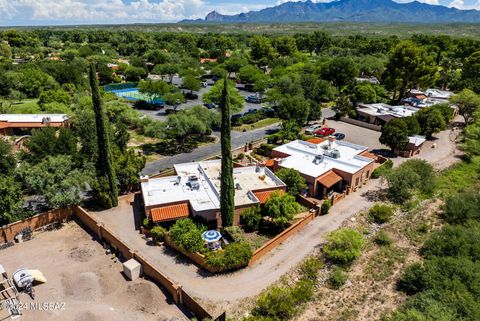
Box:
[271,138,376,199]
[141,159,286,226]
[356,103,420,126]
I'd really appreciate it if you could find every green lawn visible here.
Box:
[233,118,280,131]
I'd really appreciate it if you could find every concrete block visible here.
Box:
[123,258,142,281]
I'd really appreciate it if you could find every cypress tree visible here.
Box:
[89,63,118,207]
[220,76,235,227]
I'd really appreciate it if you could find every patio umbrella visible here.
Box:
[202,230,222,243]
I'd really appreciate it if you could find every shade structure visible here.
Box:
[202,230,222,243]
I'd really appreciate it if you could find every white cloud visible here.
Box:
[448,0,465,8]
[0,0,209,25]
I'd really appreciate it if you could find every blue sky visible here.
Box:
[1,0,479,26]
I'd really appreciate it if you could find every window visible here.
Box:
[355,177,360,186]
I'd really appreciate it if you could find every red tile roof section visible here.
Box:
[306,137,326,144]
[151,203,190,223]
[254,189,284,204]
[317,171,343,188]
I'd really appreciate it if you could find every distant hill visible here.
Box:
[181,0,480,24]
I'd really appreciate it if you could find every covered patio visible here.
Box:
[316,171,345,199]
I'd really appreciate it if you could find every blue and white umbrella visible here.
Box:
[202,230,222,243]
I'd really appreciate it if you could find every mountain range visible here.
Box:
[181,0,480,24]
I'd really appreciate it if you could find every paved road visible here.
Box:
[141,107,335,175]
[141,123,280,175]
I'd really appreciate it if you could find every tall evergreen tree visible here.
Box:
[89,64,118,207]
[220,76,235,227]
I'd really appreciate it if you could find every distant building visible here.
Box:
[271,137,375,200]
[355,76,380,84]
[141,159,286,227]
[0,114,69,136]
[199,58,217,64]
[403,88,457,114]
[394,135,427,158]
[356,103,420,126]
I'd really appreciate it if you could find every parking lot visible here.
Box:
[136,76,265,121]
[312,119,387,151]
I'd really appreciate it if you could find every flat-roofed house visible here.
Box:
[0,114,69,136]
[141,159,286,227]
[394,135,427,158]
[356,103,420,127]
[271,137,375,200]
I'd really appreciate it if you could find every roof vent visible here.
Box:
[235,183,242,190]
[313,155,323,165]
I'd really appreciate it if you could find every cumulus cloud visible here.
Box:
[0,0,209,25]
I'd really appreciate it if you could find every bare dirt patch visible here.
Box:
[0,222,188,321]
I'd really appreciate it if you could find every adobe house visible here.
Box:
[0,114,69,136]
[394,135,426,158]
[356,103,420,127]
[271,137,376,200]
[140,159,286,227]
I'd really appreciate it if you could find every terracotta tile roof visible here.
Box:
[254,189,284,204]
[317,171,343,188]
[264,159,275,167]
[360,151,377,160]
[306,137,326,144]
[151,203,190,223]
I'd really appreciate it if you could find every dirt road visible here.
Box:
[91,127,461,312]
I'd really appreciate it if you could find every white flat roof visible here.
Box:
[408,135,426,146]
[357,103,419,118]
[273,139,374,178]
[142,159,285,212]
[0,114,69,123]
[426,88,453,100]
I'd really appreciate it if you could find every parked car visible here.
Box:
[203,103,217,109]
[305,124,321,135]
[333,133,346,140]
[245,95,265,104]
[201,82,208,88]
[315,127,335,136]
[244,108,258,115]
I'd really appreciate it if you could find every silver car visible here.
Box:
[304,124,321,135]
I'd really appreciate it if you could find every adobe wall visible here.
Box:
[0,207,73,244]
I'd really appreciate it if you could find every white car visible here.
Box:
[304,124,321,135]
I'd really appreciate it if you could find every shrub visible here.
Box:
[276,168,307,195]
[223,226,247,243]
[169,219,204,253]
[375,230,393,246]
[256,143,274,157]
[241,205,262,231]
[327,266,348,289]
[368,203,394,224]
[254,279,314,320]
[150,226,167,242]
[204,242,252,271]
[143,217,151,228]
[255,285,296,320]
[300,256,325,281]
[264,192,302,229]
[321,199,332,215]
[397,263,425,295]
[323,228,364,265]
[371,159,393,179]
[442,191,480,225]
